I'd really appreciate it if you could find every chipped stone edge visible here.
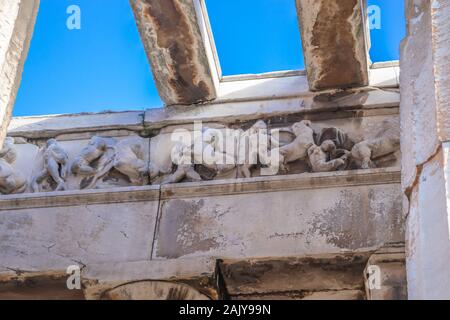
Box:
[81,256,217,300]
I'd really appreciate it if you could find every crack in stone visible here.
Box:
[403,144,442,219]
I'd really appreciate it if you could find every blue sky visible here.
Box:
[14,0,405,117]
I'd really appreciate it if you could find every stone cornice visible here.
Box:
[7,88,399,140]
[160,168,401,200]
[0,185,160,211]
[0,168,400,210]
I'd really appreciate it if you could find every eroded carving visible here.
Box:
[162,143,201,184]
[113,137,160,186]
[71,136,116,189]
[238,120,268,178]
[351,122,400,169]
[0,138,27,195]
[269,120,315,172]
[308,140,346,172]
[72,136,161,189]
[0,117,401,194]
[31,139,69,192]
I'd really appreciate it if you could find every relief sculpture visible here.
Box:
[350,120,400,169]
[113,137,160,186]
[71,136,161,189]
[0,138,27,195]
[0,117,401,195]
[31,139,69,192]
[307,140,346,173]
[268,120,315,173]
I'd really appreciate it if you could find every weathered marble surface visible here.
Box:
[130,0,217,105]
[7,89,400,138]
[0,169,402,273]
[0,111,401,195]
[0,88,403,299]
[0,0,39,145]
[82,256,217,300]
[2,135,151,193]
[153,170,403,260]
[401,0,450,299]
[219,254,370,300]
[296,0,369,90]
[0,200,159,272]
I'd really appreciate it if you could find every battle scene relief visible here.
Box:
[0,117,400,195]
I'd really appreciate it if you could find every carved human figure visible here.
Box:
[31,139,69,192]
[268,120,315,172]
[162,143,201,184]
[71,136,114,175]
[237,120,269,178]
[72,136,164,188]
[207,128,237,174]
[307,140,346,172]
[71,136,116,188]
[351,125,400,169]
[113,137,160,185]
[0,138,27,195]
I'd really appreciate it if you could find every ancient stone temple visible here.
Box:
[0,0,447,300]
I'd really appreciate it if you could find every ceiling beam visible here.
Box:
[130,0,218,106]
[296,0,370,91]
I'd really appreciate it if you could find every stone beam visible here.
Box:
[129,0,217,106]
[82,257,218,300]
[0,0,39,146]
[218,254,370,300]
[400,0,450,299]
[296,0,369,91]
[364,244,407,300]
[0,271,84,300]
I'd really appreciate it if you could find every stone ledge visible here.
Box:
[7,111,145,139]
[7,89,399,139]
[161,168,401,200]
[0,168,400,210]
[218,253,371,297]
[82,256,217,300]
[0,185,160,210]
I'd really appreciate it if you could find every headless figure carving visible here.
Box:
[71,136,116,188]
[268,120,315,172]
[162,143,201,184]
[351,124,400,169]
[0,138,27,195]
[191,128,236,178]
[202,128,236,175]
[31,139,69,192]
[113,137,160,185]
[308,140,345,172]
